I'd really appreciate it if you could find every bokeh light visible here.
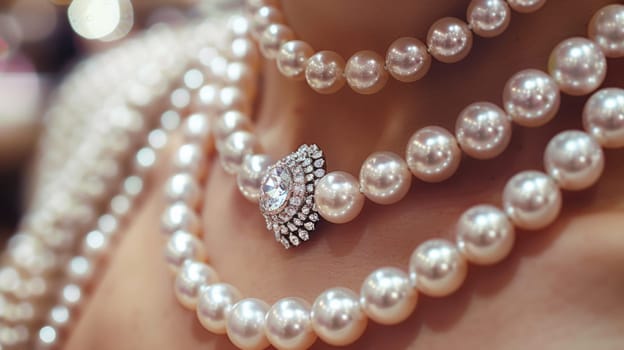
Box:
[68,0,134,41]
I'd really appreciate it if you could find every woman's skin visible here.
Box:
[66,1,624,349]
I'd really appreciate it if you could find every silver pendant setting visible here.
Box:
[259,144,326,248]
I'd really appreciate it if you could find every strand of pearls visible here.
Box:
[162,4,624,349]
[247,0,553,94]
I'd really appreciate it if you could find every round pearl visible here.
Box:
[214,110,253,146]
[224,62,257,98]
[360,267,418,325]
[66,256,94,285]
[359,152,412,205]
[305,50,346,94]
[506,0,546,13]
[582,88,624,148]
[315,171,365,224]
[251,6,284,39]
[408,239,468,297]
[161,202,200,236]
[466,0,511,38]
[265,298,317,350]
[182,113,212,147]
[60,283,83,308]
[345,50,389,95]
[164,230,205,271]
[237,154,273,202]
[502,171,561,230]
[174,260,219,309]
[219,131,259,174]
[503,69,560,127]
[385,37,431,82]
[548,38,607,96]
[164,173,201,208]
[405,126,462,183]
[217,86,252,115]
[544,130,605,191]
[277,40,314,80]
[229,37,260,68]
[197,283,242,334]
[426,17,473,63]
[226,298,270,350]
[455,102,512,159]
[260,24,295,59]
[588,4,624,58]
[173,143,205,178]
[456,205,515,265]
[311,287,368,346]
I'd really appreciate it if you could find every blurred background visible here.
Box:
[0,0,232,244]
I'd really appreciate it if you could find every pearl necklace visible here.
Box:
[161,4,624,350]
[247,0,549,94]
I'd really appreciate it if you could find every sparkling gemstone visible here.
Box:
[306,184,314,193]
[280,226,288,234]
[311,150,323,159]
[293,218,303,226]
[287,222,297,232]
[305,174,315,182]
[260,166,292,213]
[289,235,300,246]
[279,211,291,222]
[301,206,310,215]
[304,165,314,173]
[290,196,302,206]
[297,212,307,220]
[274,231,281,241]
[309,213,319,222]
[298,230,309,241]
[280,237,290,249]
[302,158,312,167]
[294,185,305,195]
[304,222,315,231]
[305,196,314,205]
[313,169,326,178]
[313,158,325,168]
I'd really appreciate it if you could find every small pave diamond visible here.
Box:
[311,150,322,159]
[309,213,319,222]
[314,169,326,178]
[287,222,297,232]
[280,237,291,249]
[305,174,314,182]
[289,235,300,246]
[313,158,325,168]
[301,206,310,215]
[298,230,309,241]
[293,218,303,226]
[304,222,315,231]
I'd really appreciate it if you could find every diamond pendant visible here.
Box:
[259,144,326,249]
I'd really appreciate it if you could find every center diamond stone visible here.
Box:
[260,165,292,214]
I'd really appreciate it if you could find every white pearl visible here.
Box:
[182,112,212,147]
[506,0,546,13]
[219,131,259,175]
[66,256,94,284]
[226,298,270,350]
[60,283,83,308]
[260,24,295,59]
[502,171,561,230]
[81,229,110,258]
[277,40,314,80]
[455,102,512,159]
[588,4,624,58]
[345,50,389,95]
[164,173,202,208]
[48,304,72,329]
[265,298,317,350]
[360,267,418,325]
[582,88,624,148]
[161,202,200,236]
[427,17,473,63]
[251,5,284,40]
[405,126,462,183]
[311,287,368,346]
[544,130,604,191]
[217,86,252,115]
[359,152,412,205]
[315,171,365,224]
[173,143,205,178]
[174,260,219,309]
[237,154,273,202]
[408,239,468,297]
[466,0,511,38]
[197,283,242,334]
[385,37,431,82]
[503,69,560,127]
[214,110,253,146]
[456,205,515,265]
[164,230,205,271]
[305,50,346,94]
[548,38,607,96]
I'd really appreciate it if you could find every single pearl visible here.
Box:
[583,88,624,148]
[277,40,314,80]
[219,131,259,175]
[360,267,418,325]
[164,230,205,271]
[197,283,242,334]
[161,202,200,236]
[214,110,253,146]
[251,6,284,39]
[455,102,512,159]
[588,4,624,58]
[466,0,511,38]
[405,126,462,183]
[548,37,607,96]
[226,298,270,350]
[164,173,201,208]
[544,130,605,191]
[217,86,252,115]
[385,37,431,82]
[311,287,368,346]
[60,283,83,308]
[173,143,205,178]
[506,0,546,13]
[265,298,317,350]
[345,50,389,95]
[48,304,71,329]
[182,113,212,147]
[229,37,260,69]
[502,171,561,230]
[174,260,219,309]
[66,256,94,285]
[503,69,560,127]
[305,50,346,94]
[456,205,515,265]
[237,154,273,202]
[359,152,412,205]
[224,62,257,99]
[426,17,473,63]
[315,171,365,224]
[408,239,468,297]
[260,24,295,59]
[227,14,251,38]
